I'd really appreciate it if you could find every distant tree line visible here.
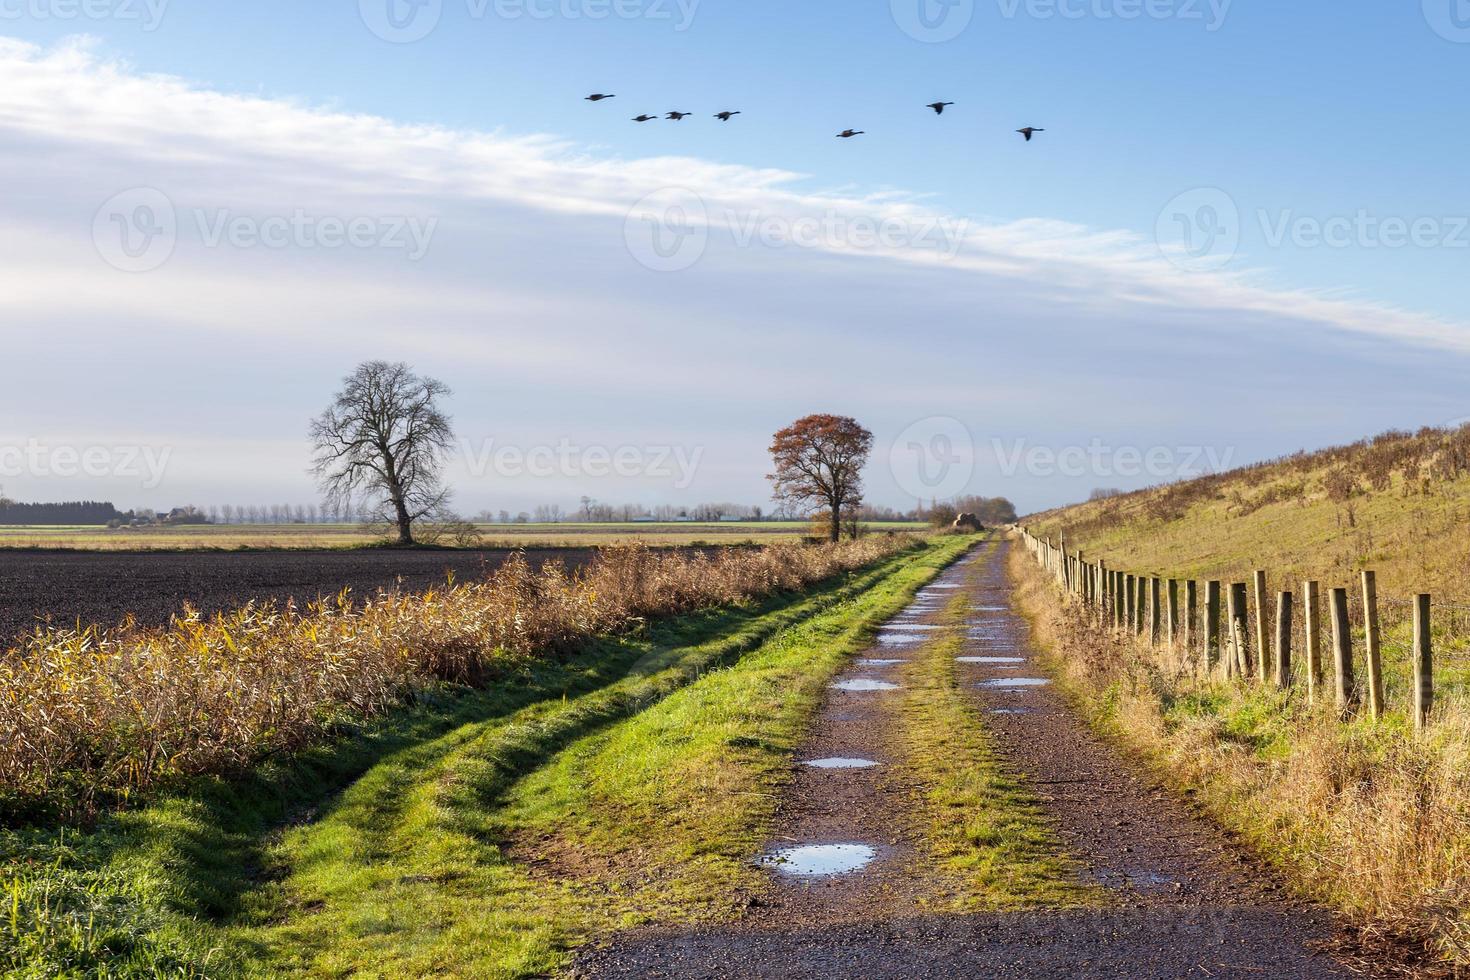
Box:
[0,499,123,525]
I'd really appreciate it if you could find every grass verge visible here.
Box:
[896,543,1096,911]
[230,533,979,978]
[1007,537,1470,974]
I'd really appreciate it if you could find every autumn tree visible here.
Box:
[310,360,455,546]
[768,414,874,543]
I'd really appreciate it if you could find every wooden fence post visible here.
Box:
[1228,583,1250,679]
[1184,580,1197,656]
[1114,571,1124,629]
[1125,575,1136,632]
[1330,587,1357,716]
[1204,581,1222,671]
[1361,571,1385,721]
[1413,594,1433,732]
[1274,591,1293,690]
[1136,578,1147,636]
[1167,579,1179,651]
[1253,569,1270,684]
[1149,577,1162,645]
[1303,580,1322,704]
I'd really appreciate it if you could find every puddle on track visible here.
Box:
[857,658,907,666]
[1094,868,1179,893]
[875,634,925,647]
[989,707,1034,715]
[980,678,1052,689]
[760,844,877,877]
[832,678,900,692]
[881,623,945,631]
[803,757,880,769]
[956,656,1026,664]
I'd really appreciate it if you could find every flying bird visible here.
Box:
[585,94,615,101]
[714,111,742,121]
[632,114,657,122]
[1016,127,1045,141]
[666,111,691,120]
[926,102,955,114]
[836,129,865,138]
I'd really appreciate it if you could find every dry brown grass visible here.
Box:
[1009,542,1470,975]
[0,537,914,821]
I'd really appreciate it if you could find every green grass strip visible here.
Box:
[896,543,1098,911]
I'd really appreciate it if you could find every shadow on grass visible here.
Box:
[2,547,930,977]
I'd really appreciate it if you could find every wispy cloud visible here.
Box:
[1,34,1467,354]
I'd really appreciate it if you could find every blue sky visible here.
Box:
[1,2,1468,514]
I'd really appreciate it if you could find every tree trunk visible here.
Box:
[392,494,414,545]
[828,500,841,543]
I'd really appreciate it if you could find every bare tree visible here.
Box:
[310,360,455,546]
[768,414,873,543]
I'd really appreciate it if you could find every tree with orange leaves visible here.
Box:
[768,414,874,543]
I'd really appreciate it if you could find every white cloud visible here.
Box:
[0,34,1466,354]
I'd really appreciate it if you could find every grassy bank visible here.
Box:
[896,546,1095,911]
[1023,426,1470,602]
[2,534,974,979]
[1008,539,1470,972]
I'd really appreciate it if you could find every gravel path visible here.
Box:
[574,540,1356,979]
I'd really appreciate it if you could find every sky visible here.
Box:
[1,1,1469,515]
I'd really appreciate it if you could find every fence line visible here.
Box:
[1016,526,1438,731]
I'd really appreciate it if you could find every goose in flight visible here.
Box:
[926,102,955,115]
[632,114,657,122]
[666,111,692,120]
[715,111,742,121]
[836,129,865,138]
[1016,127,1045,141]
[585,94,615,102]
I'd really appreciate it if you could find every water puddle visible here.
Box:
[989,707,1034,715]
[876,633,924,647]
[803,757,880,769]
[760,844,877,877]
[980,678,1052,689]
[956,656,1026,664]
[881,623,944,631]
[1095,869,1178,893]
[922,583,963,590]
[857,658,907,666]
[832,678,899,692]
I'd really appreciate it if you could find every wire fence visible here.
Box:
[1018,527,1450,730]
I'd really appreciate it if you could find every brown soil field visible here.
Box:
[0,547,600,645]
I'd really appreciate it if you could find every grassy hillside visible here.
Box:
[1026,425,1470,602]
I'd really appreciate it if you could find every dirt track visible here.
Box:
[575,540,1355,979]
[0,547,597,643]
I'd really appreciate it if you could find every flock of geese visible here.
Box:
[583,93,1045,141]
